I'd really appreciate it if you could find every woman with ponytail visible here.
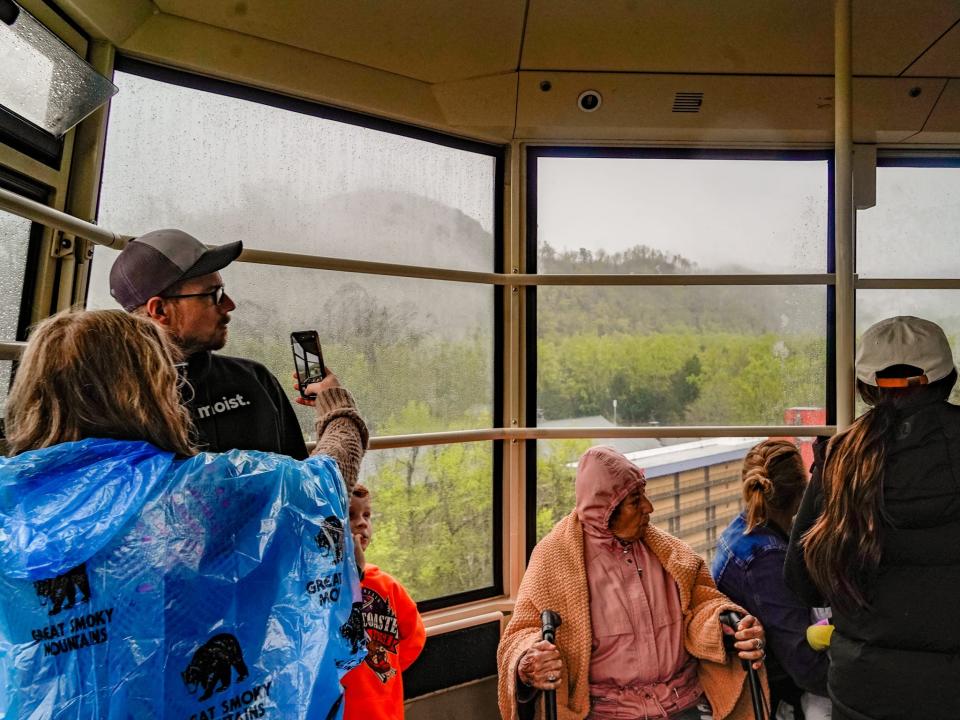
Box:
[784,316,960,720]
[712,439,828,718]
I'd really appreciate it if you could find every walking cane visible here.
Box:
[540,609,562,720]
[719,611,766,720]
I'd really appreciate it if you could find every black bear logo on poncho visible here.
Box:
[315,515,345,563]
[181,633,250,701]
[34,563,91,616]
[340,601,365,654]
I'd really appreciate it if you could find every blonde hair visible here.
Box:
[741,439,807,533]
[6,309,195,457]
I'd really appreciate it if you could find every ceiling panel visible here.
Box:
[906,79,960,143]
[904,21,960,77]
[515,72,836,142]
[153,0,525,83]
[515,72,942,143]
[521,0,959,77]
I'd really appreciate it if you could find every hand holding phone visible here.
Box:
[291,330,326,400]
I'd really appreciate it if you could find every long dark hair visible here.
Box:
[802,366,956,610]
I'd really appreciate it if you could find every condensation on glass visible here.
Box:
[857,165,960,279]
[90,70,495,271]
[535,157,828,274]
[536,285,826,426]
[536,436,795,563]
[357,441,494,601]
[0,209,30,415]
[0,2,116,136]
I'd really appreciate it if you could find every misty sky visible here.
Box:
[538,157,828,273]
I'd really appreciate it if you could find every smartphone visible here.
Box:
[291,330,326,399]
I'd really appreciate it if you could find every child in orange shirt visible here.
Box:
[342,484,426,720]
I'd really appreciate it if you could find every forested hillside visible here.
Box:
[222,241,826,600]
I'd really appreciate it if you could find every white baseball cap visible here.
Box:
[856,316,955,388]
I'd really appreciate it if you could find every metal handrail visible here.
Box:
[347,424,836,452]
[0,187,128,249]
[0,341,26,361]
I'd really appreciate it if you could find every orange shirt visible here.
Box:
[342,565,426,720]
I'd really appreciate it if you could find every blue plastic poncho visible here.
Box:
[0,438,364,719]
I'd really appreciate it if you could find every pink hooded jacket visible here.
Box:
[576,447,702,717]
[497,445,763,720]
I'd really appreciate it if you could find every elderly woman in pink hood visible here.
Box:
[498,446,767,720]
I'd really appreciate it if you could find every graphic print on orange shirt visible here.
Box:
[361,586,399,683]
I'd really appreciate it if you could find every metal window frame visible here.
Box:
[0,168,48,341]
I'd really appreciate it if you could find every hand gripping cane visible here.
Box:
[540,610,562,720]
[719,611,766,720]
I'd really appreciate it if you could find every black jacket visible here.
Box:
[181,351,308,459]
[785,401,960,720]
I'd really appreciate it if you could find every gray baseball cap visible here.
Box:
[856,315,955,387]
[109,229,243,311]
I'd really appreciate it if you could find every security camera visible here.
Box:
[577,90,602,112]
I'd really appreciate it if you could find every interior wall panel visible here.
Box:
[515,72,946,144]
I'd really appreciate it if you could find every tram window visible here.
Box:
[85,60,501,608]
[87,64,496,274]
[0,209,33,415]
[857,162,960,279]
[357,441,500,607]
[536,438,774,563]
[534,154,828,275]
[536,285,827,426]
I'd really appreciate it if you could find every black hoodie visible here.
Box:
[181,351,308,459]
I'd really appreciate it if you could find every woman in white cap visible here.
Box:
[784,316,960,720]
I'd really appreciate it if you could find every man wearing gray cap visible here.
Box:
[109,229,308,459]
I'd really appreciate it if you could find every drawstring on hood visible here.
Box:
[575,446,647,540]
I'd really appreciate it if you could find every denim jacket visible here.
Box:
[711,513,828,698]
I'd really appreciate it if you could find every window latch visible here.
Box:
[51,230,76,259]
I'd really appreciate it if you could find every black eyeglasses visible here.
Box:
[162,286,228,305]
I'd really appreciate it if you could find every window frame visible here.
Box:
[0,166,48,341]
[523,146,836,557]
[96,58,507,611]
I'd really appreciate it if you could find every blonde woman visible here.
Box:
[711,439,828,719]
[0,310,368,719]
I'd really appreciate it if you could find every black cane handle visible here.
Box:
[540,610,562,720]
[719,610,766,720]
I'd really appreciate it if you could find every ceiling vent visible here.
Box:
[672,92,703,113]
